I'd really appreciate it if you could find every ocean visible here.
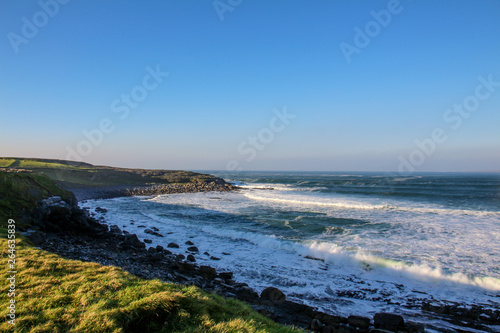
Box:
[84,172,500,329]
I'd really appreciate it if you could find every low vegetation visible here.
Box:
[0,158,222,189]
[0,236,299,332]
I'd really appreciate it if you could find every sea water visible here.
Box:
[84,172,500,329]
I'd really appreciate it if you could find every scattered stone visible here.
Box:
[210,256,221,261]
[198,266,217,280]
[186,240,194,245]
[374,313,405,332]
[144,229,164,237]
[310,318,323,330]
[176,254,185,260]
[260,287,286,304]
[178,262,196,273]
[204,251,210,256]
[26,230,47,246]
[187,254,196,262]
[156,245,164,252]
[348,315,370,329]
[95,207,108,213]
[109,225,122,234]
[218,272,233,280]
[222,252,230,255]
[187,246,199,252]
[138,225,146,228]
[143,239,152,244]
[122,234,145,249]
[168,242,180,248]
[406,321,425,333]
[151,226,159,231]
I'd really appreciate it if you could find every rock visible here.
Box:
[144,229,164,237]
[109,225,122,234]
[42,196,62,206]
[151,226,159,231]
[122,234,146,249]
[198,266,217,280]
[178,262,196,274]
[348,315,370,329]
[204,252,210,256]
[260,286,286,304]
[168,242,180,248]
[222,252,230,255]
[147,247,156,254]
[27,230,46,246]
[187,246,199,252]
[186,241,194,245]
[176,254,185,260]
[144,239,152,244]
[405,321,425,333]
[210,256,221,260]
[237,286,259,300]
[310,318,323,330]
[156,245,164,252]
[374,313,405,332]
[138,225,146,228]
[187,254,196,262]
[95,207,108,213]
[213,278,224,285]
[218,272,233,280]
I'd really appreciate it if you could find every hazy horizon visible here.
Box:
[2,1,499,172]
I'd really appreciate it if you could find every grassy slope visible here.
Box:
[0,172,75,229]
[0,237,300,333]
[0,158,220,188]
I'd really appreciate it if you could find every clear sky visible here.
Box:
[1,0,499,172]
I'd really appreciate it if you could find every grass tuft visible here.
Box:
[0,237,301,332]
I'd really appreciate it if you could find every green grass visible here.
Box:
[0,159,16,168]
[0,237,301,332]
[0,172,75,229]
[17,160,82,170]
[0,158,223,189]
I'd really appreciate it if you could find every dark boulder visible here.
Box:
[260,286,286,304]
[198,266,217,280]
[348,315,370,329]
[374,313,405,332]
[122,234,145,249]
[144,239,152,244]
[186,240,194,245]
[168,242,180,248]
[187,246,199,252]
[187,254,196,262]
[218,271,233,280]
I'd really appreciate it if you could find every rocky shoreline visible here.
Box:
[69,181,236,201]
[24,189,500,332]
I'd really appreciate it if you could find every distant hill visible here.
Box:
[0,157,224,189]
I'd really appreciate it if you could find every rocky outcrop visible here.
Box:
[30,196,107,235]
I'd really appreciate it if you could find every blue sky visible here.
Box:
[1,0,499,172]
